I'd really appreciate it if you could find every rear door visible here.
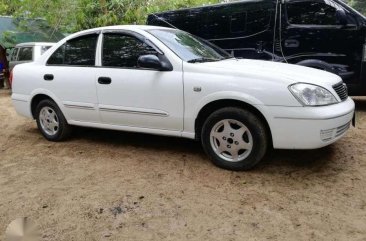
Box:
[44,33,100,123]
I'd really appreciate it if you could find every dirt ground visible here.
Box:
[0,89,365,241]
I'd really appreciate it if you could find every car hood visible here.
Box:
[198,58,342,87]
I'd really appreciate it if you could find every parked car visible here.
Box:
[9,42,55,71]
[147,0,366,96]
[11,26,355,170]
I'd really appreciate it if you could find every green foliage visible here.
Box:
[0,0,220,34]
[348,0,366,15]
[1,0,365,36]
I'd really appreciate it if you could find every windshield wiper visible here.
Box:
[187,58,222,63]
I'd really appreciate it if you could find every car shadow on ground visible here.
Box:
[70,126,334,172]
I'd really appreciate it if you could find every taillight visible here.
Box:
[9,70,13,89]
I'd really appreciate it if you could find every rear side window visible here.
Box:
[17,47,33,61]
[47,34,98,66]
[287,1,338,25]
[102,33,158,68]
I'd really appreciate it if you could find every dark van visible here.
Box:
[147,0,366,96]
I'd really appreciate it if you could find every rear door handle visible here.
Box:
[98,77,112,85]
[44,74,54,81]
[284,39,300,48]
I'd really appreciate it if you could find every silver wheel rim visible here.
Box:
[39,107,59,136]
[210,119,253,162]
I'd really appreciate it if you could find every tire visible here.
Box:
[35,99,72,141]
[201,107,268,171]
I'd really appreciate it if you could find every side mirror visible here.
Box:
[138,55,162,70]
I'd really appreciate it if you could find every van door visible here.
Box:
[279,0,365,90]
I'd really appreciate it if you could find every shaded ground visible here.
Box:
[0,89,365,241]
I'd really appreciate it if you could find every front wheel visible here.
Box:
[201,107,268,171]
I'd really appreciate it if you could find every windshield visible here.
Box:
[147,29,232,63]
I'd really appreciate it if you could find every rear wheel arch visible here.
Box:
[31,94,55,119]
[195,99,273,147]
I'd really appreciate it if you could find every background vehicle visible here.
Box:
[9,42,55,71]
[147,0,366,96]
[11,26,354,171]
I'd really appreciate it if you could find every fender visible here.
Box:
[184,91,270,135]
[29,88,71,120]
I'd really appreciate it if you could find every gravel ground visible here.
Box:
[0,89,366,241]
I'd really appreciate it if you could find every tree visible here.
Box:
[348,0,366,15]
[0,0,220,33]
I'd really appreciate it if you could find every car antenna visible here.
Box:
[150,13,180,30]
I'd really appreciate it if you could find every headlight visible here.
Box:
[289,83,338,106]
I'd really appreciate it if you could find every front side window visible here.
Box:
[287,0,339,25]
[18,47,33,61]
[102,33,158,68]
[47,34,98,66]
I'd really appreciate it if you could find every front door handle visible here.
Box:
[44,74,54,81]
[98,77,112,85]
[284,39,300,48]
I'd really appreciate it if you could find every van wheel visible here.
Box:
[35,99,71,141]
[201,107,268,171]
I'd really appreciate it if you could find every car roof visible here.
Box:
[69,25,174,37]
[15,42,56,47]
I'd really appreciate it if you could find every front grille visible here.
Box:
[333,82,348,101]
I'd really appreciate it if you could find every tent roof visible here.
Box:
[0,16,64,48]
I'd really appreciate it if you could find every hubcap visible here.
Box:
[210,119,253,162]
[39,107,59,136]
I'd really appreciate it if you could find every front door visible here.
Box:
[279,0,365,89]
[96,32,184,131]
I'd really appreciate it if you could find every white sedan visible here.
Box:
[11,26,355,171]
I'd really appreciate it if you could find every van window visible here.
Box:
[102,33,158,68]
[17,47,33,61]
[11,48,19,61]
[286,1,338,25]
[245,10,271,35]
[203,8,271,39]
[41,46,52,55]
[231,12,247,33]
[47,34,98,66]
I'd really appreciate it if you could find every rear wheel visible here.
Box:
[201,107,268,171]
[35,99,71,141]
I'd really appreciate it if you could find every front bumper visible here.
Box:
[265,98,355,149]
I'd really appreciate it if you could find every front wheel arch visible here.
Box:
[195,99,273,147]
[296,59,336,73]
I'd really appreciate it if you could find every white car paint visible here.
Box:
[11,25,355,149]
